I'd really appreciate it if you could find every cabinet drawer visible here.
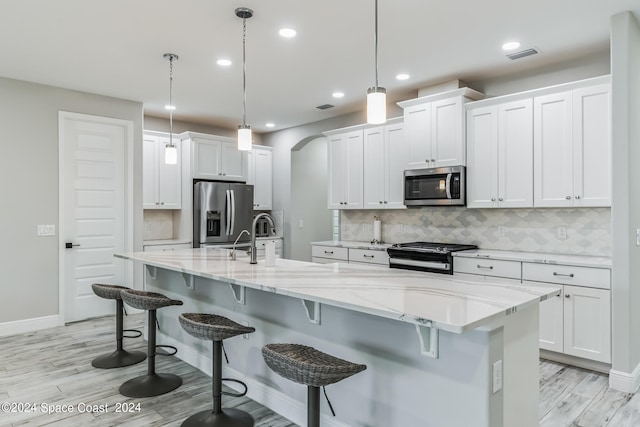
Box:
[255,239,283,250]
[143,243,192,252]
[522,263,610,290]
[311,246,348,261]
[453,257,521,279]
[348,249,389,266]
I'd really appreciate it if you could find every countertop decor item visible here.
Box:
[372,216,382,244]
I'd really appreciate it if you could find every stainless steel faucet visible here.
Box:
[250,213,276,264]
[230,229,250,260]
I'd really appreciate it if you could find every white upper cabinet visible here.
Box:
[398,88,484,170]
[189,135,247,182]
[247,146,273,210]
[573,84,611,207]
[363,121,407,209]
[466,99,534,208]
[534,81,611,207]
[326,130,364,209]
[143,132,181,209]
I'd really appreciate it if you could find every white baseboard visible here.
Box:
[0,315,60,337]
[157,332,349,427]
[609,361,640,393]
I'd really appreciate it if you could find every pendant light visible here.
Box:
[163,53,179,164]
[236,7,253,151]
[367,0,386,124]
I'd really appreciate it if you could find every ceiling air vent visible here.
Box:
[506,48,539,60]
[316,104,334,110]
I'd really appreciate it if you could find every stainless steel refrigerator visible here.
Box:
[193,181,254,248]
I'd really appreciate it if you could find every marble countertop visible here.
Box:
[116,248,559,334]
[311,240,391,251]
[453,249,612,268]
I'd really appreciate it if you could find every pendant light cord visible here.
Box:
[169,56,174,145]
[374,0,379,91]
[242,16,247,126]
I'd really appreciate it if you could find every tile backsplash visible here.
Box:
[341,208,611,256]
[143,210,174,240]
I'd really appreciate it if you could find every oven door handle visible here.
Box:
[445,173,452,199]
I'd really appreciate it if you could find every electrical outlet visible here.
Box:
[241,321,250,339]
[556,226,567,240]
[492,360,503,394]
[298,220,304,229]
[37,225,56,236]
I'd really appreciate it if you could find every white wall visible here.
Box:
[610,11,640,382]
[290,137,333,261]
[143,115,263,144]
[0,76,143,324]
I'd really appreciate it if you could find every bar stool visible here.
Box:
[90,283,146,369]
[179,313,256,427]
[262,344,366,427]
[119,289,183,398]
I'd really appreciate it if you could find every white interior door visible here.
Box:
[60,112,132,323]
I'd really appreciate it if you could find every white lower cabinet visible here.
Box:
[254,238,283,258]
[311,245,388,266]
[143,243,192,252]
[523,262,611,364]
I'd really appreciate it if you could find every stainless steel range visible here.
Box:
[387,242,477,274]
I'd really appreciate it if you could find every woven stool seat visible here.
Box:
[92,283,129,300]
[119,289,183,398]
[262,343,366,388]
[120,289,183,311]
[90,283,146,369]
[179,313,256,342]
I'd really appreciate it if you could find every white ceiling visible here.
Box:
[1,1,638,133]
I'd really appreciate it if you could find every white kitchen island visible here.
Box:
[115,248,559,427]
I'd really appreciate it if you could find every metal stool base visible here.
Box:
[91,349,146,369]
[181,408,254,427]
[119,373,182,398]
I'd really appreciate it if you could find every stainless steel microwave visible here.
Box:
[404,166,466,206]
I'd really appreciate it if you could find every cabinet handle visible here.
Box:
[565,294,571,298]
[324,250,334,255]
[384,201,388,204]
[476,264,494,270]
[491,198,496,202]
[575,195,581,200]
[363,254,374,259]
[553,272,574,278]
[565,196,571,200]
[379,201,383,204]
[160,202,164,205]
[431,159,436,163]
[498,197,503,202]
[425,159,429,163]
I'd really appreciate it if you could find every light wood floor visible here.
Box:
[1,314,640,427]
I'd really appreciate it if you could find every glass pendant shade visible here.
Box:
[367,87,387,124]
[165,142,177,164]
[238,125,252,151]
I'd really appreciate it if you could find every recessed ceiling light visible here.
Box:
[396,73,410,81]
[332,92,345,98]
[279,28,297,38]
[265,122,275,128]
[502,41,521,51]
[216,59,232,66]
[164,105,176,110]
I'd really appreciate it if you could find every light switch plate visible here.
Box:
[37,225,56,236]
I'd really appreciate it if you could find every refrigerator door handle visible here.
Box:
[230,189,236,235]
[225,190,232,236]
